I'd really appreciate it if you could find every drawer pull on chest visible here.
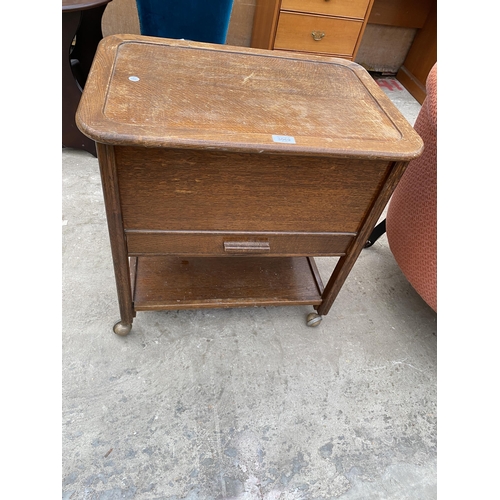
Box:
[311,30,326,41]
[224,241,271,254]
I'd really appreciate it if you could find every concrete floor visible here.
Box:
[62,77,437,499]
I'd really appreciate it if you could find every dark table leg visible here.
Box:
[62,8,106,157]
[71,5,107,86]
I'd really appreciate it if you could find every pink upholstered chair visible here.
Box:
[366,63,437,312]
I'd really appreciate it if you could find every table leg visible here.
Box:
[71,5,107,86]
[96,143,135,335]
[62,10,97,156]
[317,161,409,317]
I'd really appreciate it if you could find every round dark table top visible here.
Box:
[62,0,112,12]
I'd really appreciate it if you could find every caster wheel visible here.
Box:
[306,312,322,327]
[113,321,132,336]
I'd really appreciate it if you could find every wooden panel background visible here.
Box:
[367,0,433,29]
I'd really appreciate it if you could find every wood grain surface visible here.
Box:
[77,35,422,159]
[132,256,323,310]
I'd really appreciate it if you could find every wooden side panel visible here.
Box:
[114,147,391,234]
[368,0,433,29]
[351,0,375,60]
[250,0,281,48]
[396,0,436,104]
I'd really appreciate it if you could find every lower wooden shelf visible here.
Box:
[131,256,324,311]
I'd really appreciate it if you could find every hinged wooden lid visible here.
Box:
[76,34,423,160]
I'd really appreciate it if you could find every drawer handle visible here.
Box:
[311,31,325,41]
[224,241,270,253]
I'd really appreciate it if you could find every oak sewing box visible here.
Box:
[76,34,422,335]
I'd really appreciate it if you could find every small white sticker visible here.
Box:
[272,135,296,144]
[129,76,140,82]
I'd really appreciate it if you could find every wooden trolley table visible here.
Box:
[76,34,422,335]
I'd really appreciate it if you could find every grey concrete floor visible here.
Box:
[62,77,437,499]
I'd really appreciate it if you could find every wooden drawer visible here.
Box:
[274,12,363,56]
[126,230,355,257]
[281,0,371,19]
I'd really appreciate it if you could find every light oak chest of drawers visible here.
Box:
[251,0,375,60]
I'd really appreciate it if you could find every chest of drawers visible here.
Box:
[76,35,422,335]
[251,0,375,60]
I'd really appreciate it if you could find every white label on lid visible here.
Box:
[272,135,296,144]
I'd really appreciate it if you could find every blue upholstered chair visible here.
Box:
[135,0,234,44]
